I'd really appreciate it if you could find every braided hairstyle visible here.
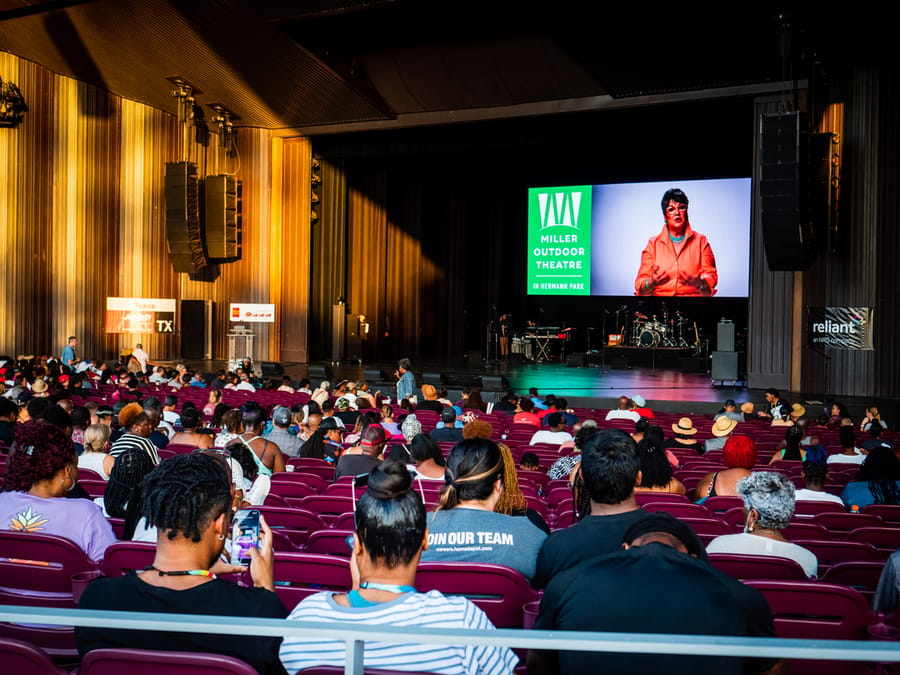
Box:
[636,424,673,489]
[6,420,76,491]
[494,442,527,514]
[141,452,232,542]
[104,447,155,539]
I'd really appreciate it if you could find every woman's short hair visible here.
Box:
[117,402,144,429]
[356,460,426,568]
[439,438,504,509]
[722,435,757,469]
[83,423,111,453]
[737,471,796,530]
[6,420,76,491]
[179,406,201,430]
[462,419,492,439]
[409,433,444,466]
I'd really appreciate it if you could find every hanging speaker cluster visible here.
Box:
[165,161,242,274]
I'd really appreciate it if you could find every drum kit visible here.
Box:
[631,309,691,348]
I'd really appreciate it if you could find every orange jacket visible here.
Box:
[634,225,718,296]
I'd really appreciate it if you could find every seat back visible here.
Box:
[296,495,355,526]
[100,541,157,577]
[819,561,887,602]
[0,637,68,675]
[414,561,538,628]
[811,511,884,531]
[708,552,808,581]
[255,506,326,549]
[304,529,353,557]
[269,552,352,611]
[0,530,98,603]
[80,647,258,675]
[846,526,900,553]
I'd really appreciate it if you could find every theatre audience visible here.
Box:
[828,425,866,465]
[633,425,686,495]
[767,424,806,464]
[694,435,757,502]
[793,446,844,504]
[421,438,547,584]
[109,402,160,464]
[76,452,287,674]
[0,420,115,562]
[840,446,900,509]
[225,401,285,475]
[533,429,650,588]
[528,512,780,675]
[77,423,114,480]
[665,417,702,453]
[334,424,386,480]
[168,406,213,449]
[279,460,517,674]
[529,412,573,447]
[101,446,157,541]
[408,433,446,480]
[706,471,818,578]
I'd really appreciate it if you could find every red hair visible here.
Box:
[6,420,76,491]
[722,435,757,470]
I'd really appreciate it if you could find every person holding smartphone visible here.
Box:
[76,452,288,675]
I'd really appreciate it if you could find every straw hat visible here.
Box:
[671,417,698,435]
[711,415,738,437]
[740,402,755,414]
[790,403,806,419]
[31,379,48,394]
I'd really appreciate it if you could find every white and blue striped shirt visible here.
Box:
[279,589,517,674]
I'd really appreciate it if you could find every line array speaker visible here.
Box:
[165,162,206,274]
[759,112,816,271]
[423,372,447,385]
[480,375,508,391]
[308,365,333,380]
[205,174,242,260]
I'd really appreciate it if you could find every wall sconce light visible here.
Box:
[0,75,28,128]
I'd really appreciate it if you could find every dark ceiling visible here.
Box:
[0,0,892,136]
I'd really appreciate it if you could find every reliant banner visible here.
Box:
[807,307,873,350]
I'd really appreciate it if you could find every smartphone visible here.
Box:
[230,509,260,566]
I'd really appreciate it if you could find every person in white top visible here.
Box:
[529,412,574,446]
[827,426,866,465]
[706,471,818,577]
[131,343,150,373]
[793,447,844,505]
[77,423,114,480]
[604,395,641,423]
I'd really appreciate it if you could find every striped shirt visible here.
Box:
[109,432,160,465]
[279,589,517,674]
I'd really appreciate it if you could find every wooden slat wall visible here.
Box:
[0,53,306,365]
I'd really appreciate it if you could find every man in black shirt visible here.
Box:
[430,407,464,444]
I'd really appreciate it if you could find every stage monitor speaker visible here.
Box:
[364,368,389,383]
[180,299,213,360]
[717,321,735,352]
[308,365,332,380]
[260,361,284,378]
[205,174,242,260]
[467,350,483,366]
[711,351,739,381]
[566,353,587,367]
[165,162,206,274]
[423,372,446,385]
[480,375,508,391]
[760,111,816,271]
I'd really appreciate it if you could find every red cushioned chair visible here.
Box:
[272,471,328,494]
[0,637,69,675]
[255,506,326,550]
[791,500,846,519]
[296,495,356,527]
[820,560,887,602]
[862,504,900,525]
[304,528,354,557]
[100,540,157,578]
[267,552,353,612]
[811,511,884,531]
[790,539,882,577]
[846,526,900,555]
[80,647,258,675]
[708,552,808,581]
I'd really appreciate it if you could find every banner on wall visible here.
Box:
[807,306,874,350]
[105,297,176,334]
[230,303,275,323]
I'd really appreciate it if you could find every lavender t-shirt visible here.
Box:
[0,491,117,562]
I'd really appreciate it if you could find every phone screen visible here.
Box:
[230,509,260,566]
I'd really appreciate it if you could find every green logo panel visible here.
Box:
[527,186,592,295]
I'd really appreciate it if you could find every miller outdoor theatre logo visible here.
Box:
[537,190,581,230]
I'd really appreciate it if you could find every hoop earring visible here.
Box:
[217,533,226,541]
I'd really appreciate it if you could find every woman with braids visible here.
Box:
[633,424,687,495]
[225,401,285,476]
[0,420,115,562]
[101,447,157,541]
[279,460,517,674]
[420,438,547,584]
[76,452,287,675]
[841,446,900,509]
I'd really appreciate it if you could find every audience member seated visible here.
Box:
[421,438,547,584]
[767,424,806,464]
[529,412,573,447]
[512,396,541,427]
[0,396,17,445]
[604,395,640,423]
[539,397,577,427]
[263,406,303,458]
[634,425,686,495]
[528,512,780,675]
[705,415,738,454]
[545,423,599,480]
[860,406,888,432]
[231,444,271,506]
[793,446,844,504]
[430,406,464,443]
[408,433,446,480]
[519,452,540,472]
[101,446,157,541]
[214,408,242,447]
[415,383,444,413]
[492,390,519,414]
[76,452,287,675]
[694,435,757,503]
[860,421,893,453]
[714,398,744,423]
[279,461,517,674]
[874,548,900,616]
[78,422,114,480]
[495,441,550,534]
[461,388,488,413]
[665,417,702,454]
[828,425,866,465]
[168,406,213,449]
[203,388,223,417]
[334,424,386,480]
[378,404,401,437]
[225,402,285,476]
[840,446,900,509]
[828,401,851,427]
[109,402,161,464]
[706,471,818,578]
[0,420,115,562]
[533,429,651,588]
[300,417,344,463]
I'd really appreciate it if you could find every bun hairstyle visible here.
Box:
[356,460,426,568]
[438,438,504,510]
[241,401,265,428]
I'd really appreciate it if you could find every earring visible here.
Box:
[217,533,226,541]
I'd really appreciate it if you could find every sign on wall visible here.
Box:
[807,307,873,350]
[230,303,275,323]
[105,297,176,333]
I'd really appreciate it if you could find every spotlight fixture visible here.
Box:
[166,76,202,125]
[207,102,240,158]
[0,75,28,128]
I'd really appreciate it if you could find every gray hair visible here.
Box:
[737,471,796,530]
[401,413,422,442]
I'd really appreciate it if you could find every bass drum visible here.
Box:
[638,329,661,348]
